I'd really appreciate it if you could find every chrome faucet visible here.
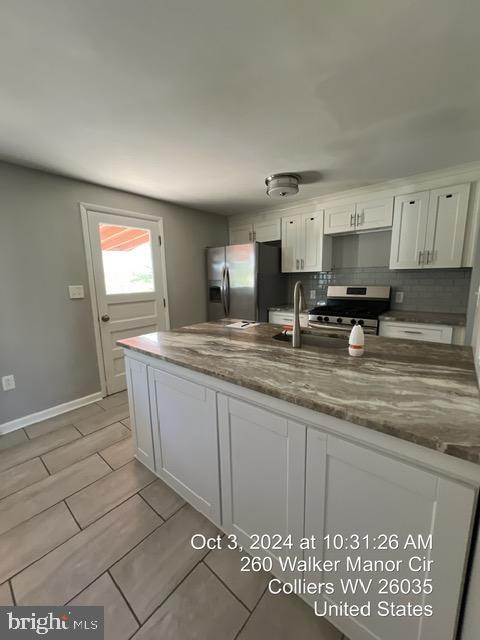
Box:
[292,281,307,348]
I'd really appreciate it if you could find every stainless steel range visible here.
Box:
[308,286,391,335]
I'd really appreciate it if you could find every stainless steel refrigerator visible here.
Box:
[207,243,287,322]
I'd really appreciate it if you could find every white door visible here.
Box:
[230,223,253,244]
[305,430,475,640]
[324,203,356,234]
[281,215,300,272]
[218,395,306,580]
[389,191,430,269]
[253,219,281,242]
[300,211,331,272]
[355,197,393,231]
[86,210,168,395]
[424,183,470,268]
[148,367,221,524]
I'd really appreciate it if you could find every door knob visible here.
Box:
[101,314,110,322]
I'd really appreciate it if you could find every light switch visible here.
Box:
[395,291,404,304]
[2,375,15,391]
[68,285,85,299]
[310,289,316,300]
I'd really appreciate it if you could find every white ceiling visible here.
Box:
[1,0,480,215]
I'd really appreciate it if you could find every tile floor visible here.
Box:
[0,392,349,640]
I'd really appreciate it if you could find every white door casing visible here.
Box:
[81,203,169,396]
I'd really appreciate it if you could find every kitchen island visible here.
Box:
[118,321,480,640]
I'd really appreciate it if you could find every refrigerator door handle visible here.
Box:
[221,266,228,316]
[225,267,231,316]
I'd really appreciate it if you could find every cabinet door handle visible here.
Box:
[252,231,256,241]
[418,251,424,265]
[301,258,304,269]
[350,213,355,227]
[248,231,252,241]
[296,259,300,270]
[356,212,362,226]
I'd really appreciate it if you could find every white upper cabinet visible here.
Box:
[281,215,299,272]
[355,197,393,231]
[389,191,430,269]
[229,219,281,244]
[324,203,356,234]
[424,184,470,268]
[324,197,393,235]
[390,183,470,269]
[253,218,281,242]
[281,211,332,272]
[229,223,253,244]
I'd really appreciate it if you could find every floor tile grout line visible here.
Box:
[138,489,186,522]
[59,512,170,607]
[0,453,116,536]
[40,425,132,475]
[1,419,130,474]
[124,539,215,632]
[202,559,255,613]
[7,579,16,606]
[23,427,33,441]
[0,457,51,501]
[136,492,166,523]
[65,475,158,530]
[9,498,168,603]
[39,455,52,476]
[0,429,85,474]
[233,583,270,640]
[107,568,142,628]
[96,451,115,472]
[62,499,82,531]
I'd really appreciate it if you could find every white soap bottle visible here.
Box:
[348,323,365,357]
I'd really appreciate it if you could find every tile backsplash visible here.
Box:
[288,267,472,314]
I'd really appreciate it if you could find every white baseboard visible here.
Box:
[0,392,104,435]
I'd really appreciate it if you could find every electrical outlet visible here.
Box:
[310,289,316,300]
[2,375,16,391]
[68,285,85,299]
[395,291,404,304]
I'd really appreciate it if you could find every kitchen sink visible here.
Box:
[272,331,349,350]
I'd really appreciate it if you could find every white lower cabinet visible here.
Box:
[218,394,306,580]
[124,354,478,640]
[379,320,454,344]
[148,366,221,524]
[305,429,476,640]
[125,357,155,471]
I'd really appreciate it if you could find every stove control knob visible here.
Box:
[350,319,356,325]
[316,316,323,322]
[358,319,364,326]
[323,316,330,322]
[337,317,343,324]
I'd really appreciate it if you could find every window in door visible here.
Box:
[99,224,155,294]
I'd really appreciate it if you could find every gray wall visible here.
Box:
[0,162,227,424]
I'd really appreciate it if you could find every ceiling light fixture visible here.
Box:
[265,173,299,198]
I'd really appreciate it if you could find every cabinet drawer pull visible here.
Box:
[403,330,423,335]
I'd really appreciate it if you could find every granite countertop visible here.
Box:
[379,310,466,326]
[118,321,480,465]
